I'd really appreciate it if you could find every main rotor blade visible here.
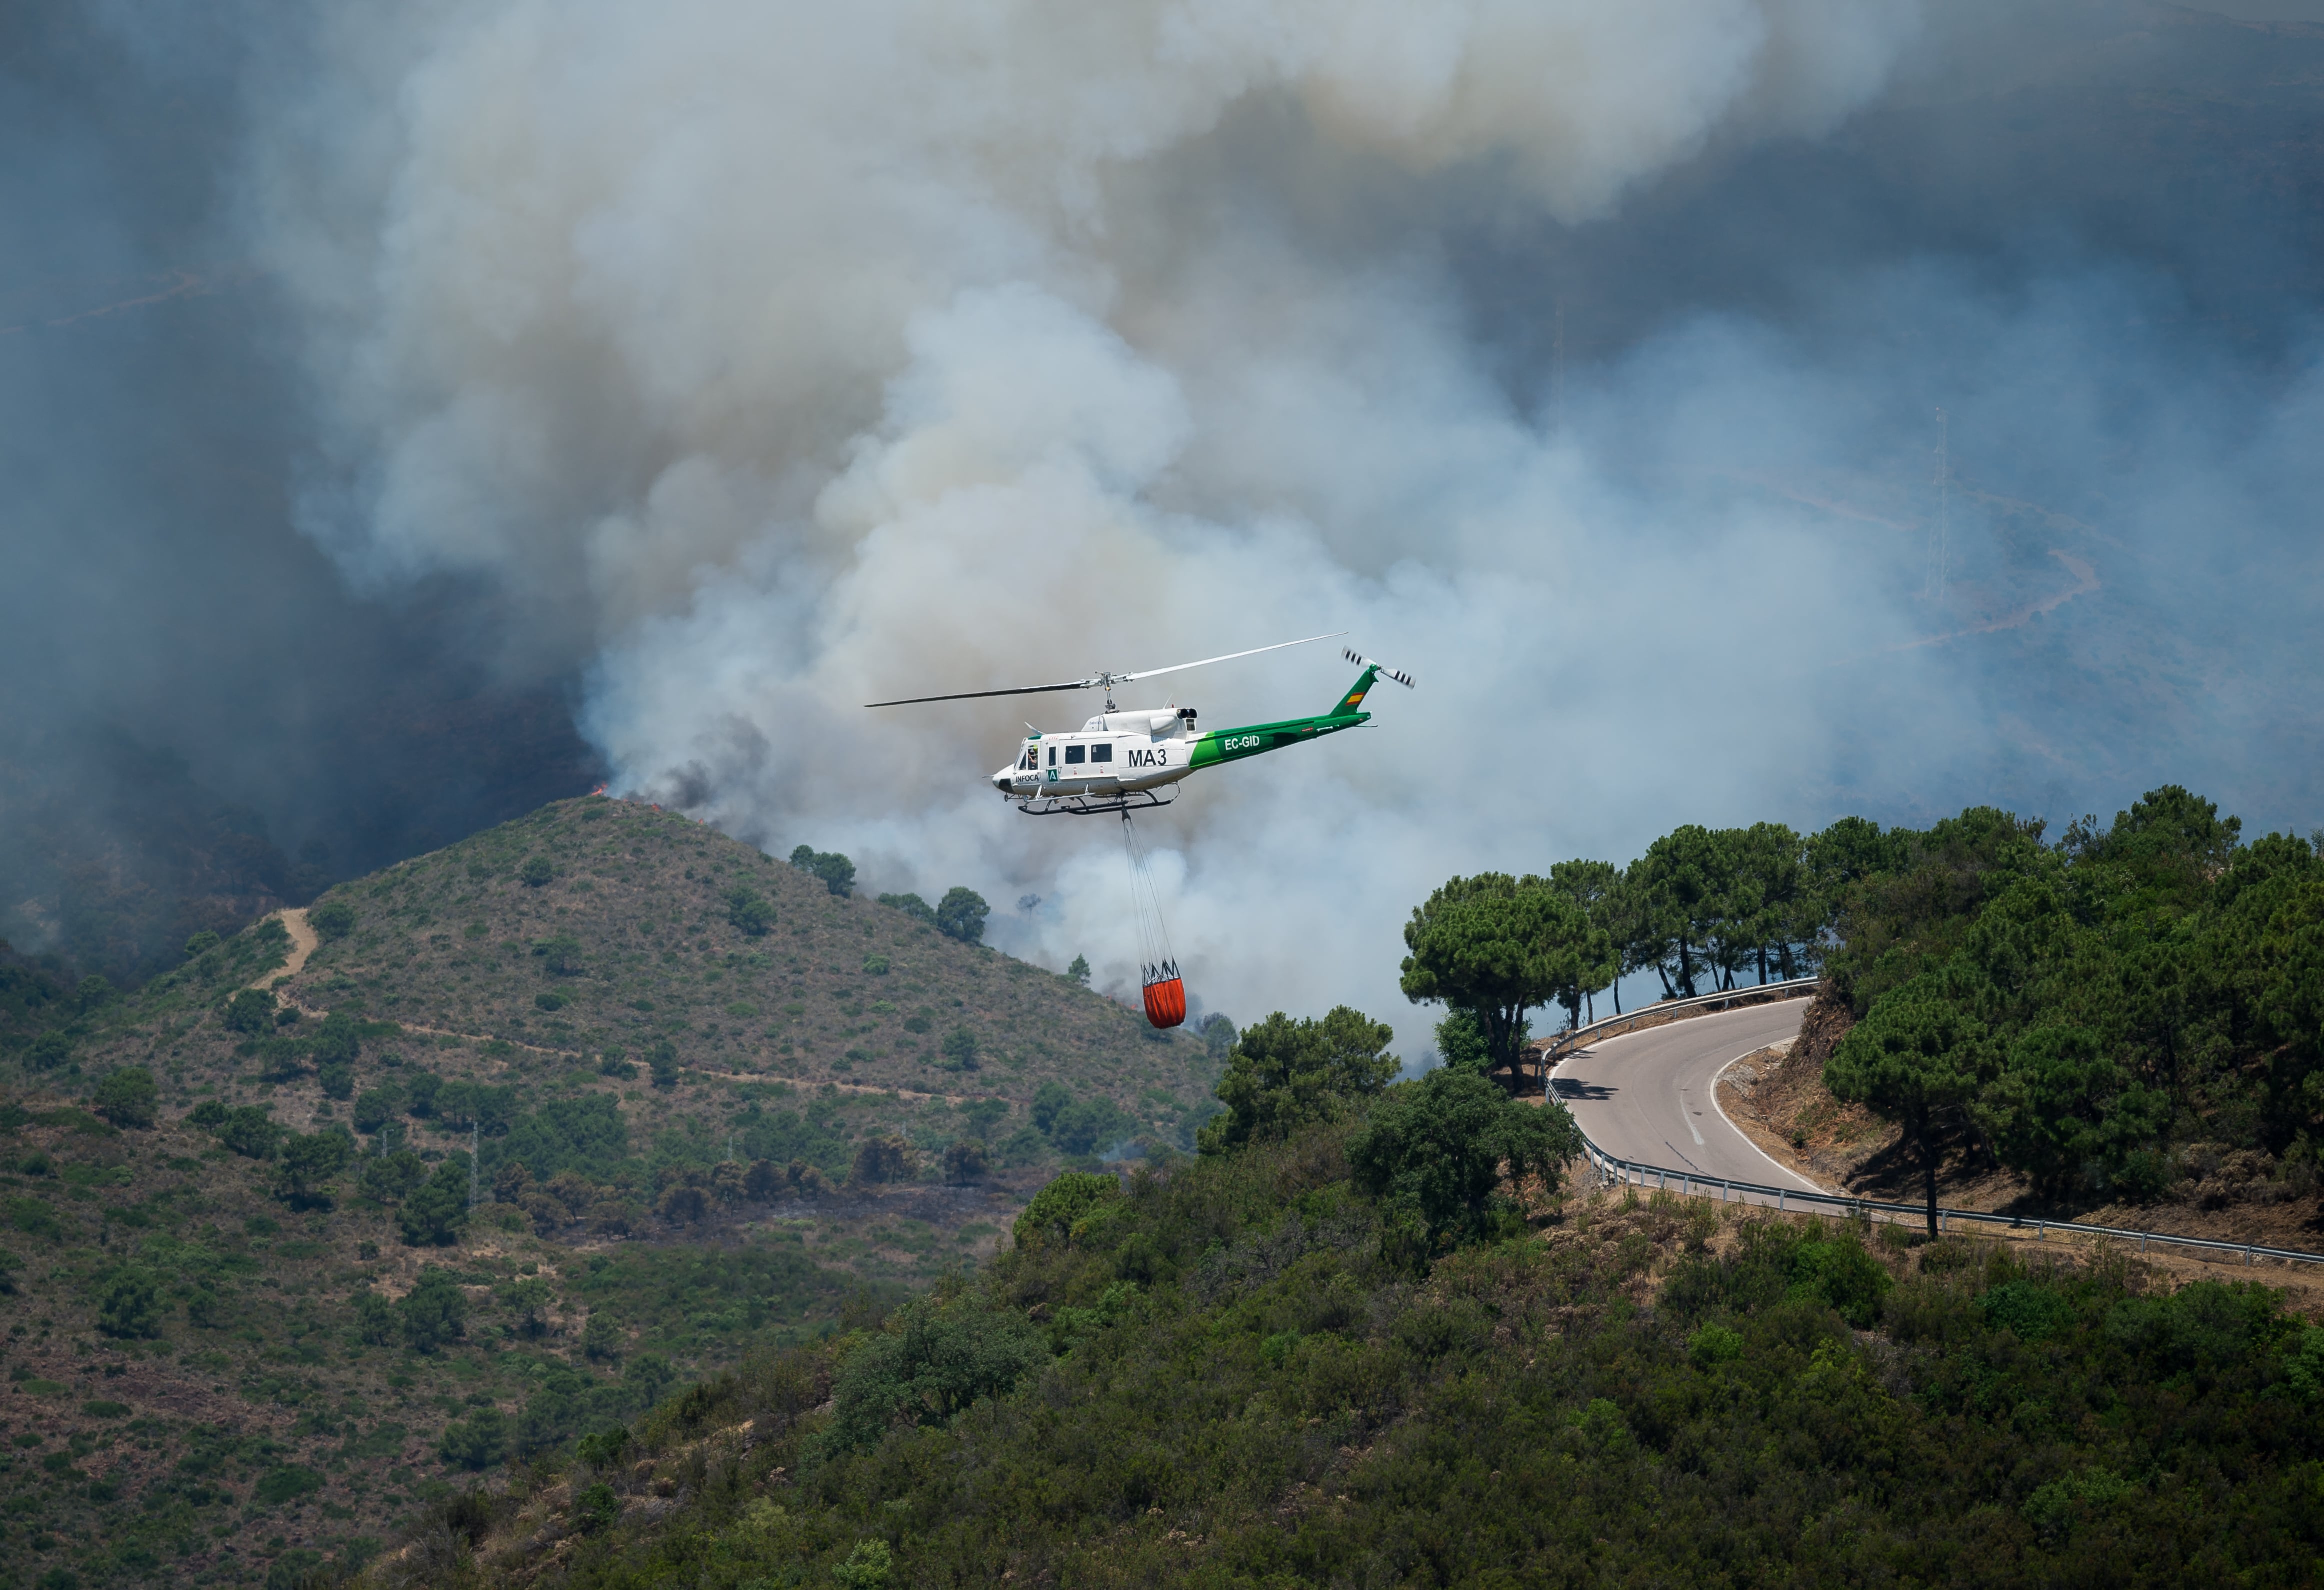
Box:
[863,630,1346,708]
[863,679,1098,708]
[1108,631,1346,686]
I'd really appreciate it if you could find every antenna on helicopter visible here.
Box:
[866,631,1348,712]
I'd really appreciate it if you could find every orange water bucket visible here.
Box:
[1141,962,1186,1029]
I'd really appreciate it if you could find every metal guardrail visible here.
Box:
[1536,978,2324,1267]
[1576,1114,2324,1271]
[1531,976,1822,1067]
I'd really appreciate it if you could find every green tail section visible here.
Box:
[1330,665,1382,717]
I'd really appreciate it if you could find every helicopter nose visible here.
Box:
[991,769,1012,792]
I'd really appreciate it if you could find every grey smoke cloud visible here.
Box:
[241,0,1950,1033]
[242,0,2324,1037]
[18,0,2322,1030]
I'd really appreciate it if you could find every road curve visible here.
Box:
[1550,997,1822,1195]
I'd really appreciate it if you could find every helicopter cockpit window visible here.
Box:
[1064,744,1086,765]
[1090,742,1112,763]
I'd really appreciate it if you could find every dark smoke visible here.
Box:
[0,1,600,983]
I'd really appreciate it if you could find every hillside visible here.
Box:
[392,1114,2324,1589]
[0,796,1230,1589]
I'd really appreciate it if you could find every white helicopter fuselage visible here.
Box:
[990,707,1198,802]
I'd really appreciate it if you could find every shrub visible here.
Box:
[534,932,584,975]
[940,1027,980,1072]
[1347,1065,1581,1254]
[862,953,890,975]
[935,886,990,944]
[184,930,221,958]
[214,1105,282,1161]
[944,1139,990,1183]
[308,899,356,940]
[28,1031,70,1070]
[647,1041,680,1089]
[1788,1238,1892,1329]
[535,991,568,1012]
[222,988,276,1036]
[318,1061,356,1100]
[822,1302,1046,1454]
[91,1067,158,1129]
[851,1135,913,1184]
[399,1267,468,1351]
[310,1010,361,1068]
[520,855,556,887]
[252,1466,324,1506]
[352,1290,396,1346]
[96,1267,164,1339]
[574,1480,620,1534]
[728,889,776,936]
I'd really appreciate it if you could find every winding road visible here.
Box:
[1550,997,1824,1200]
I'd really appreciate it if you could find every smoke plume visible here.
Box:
[16,1,2324,1032]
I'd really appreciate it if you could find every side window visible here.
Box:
[1046,746,1056,767]
[1090,742,1112,763]
[1064,744,1086,765]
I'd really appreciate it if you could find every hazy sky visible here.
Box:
[7,1,2322,1039]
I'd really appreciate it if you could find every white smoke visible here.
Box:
[248,0,1973,1038]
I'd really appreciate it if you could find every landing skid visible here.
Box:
[1016,786,1180,817]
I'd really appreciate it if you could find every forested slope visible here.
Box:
[0,796,1229,1589]
[407,1092,2324,1589]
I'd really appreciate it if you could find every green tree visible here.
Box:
[1824,978,1996,1236]
[212,1105,282,1161]
[1631,826,1730,997]
[533,933,584,976]
[1199,1006,1398,1154]
[90,1067,157,1129]
[498,1277,556,1338]
[792,846,858,896]
[276,1130,355,1209]
[308,898,356,940]
[1031,1083,1073,1136]
[438,1407,508,1469]
[520,855,556,887]
[398,1266,468,1351]
[878,891,936,924]
[1980,1026,2172,1201]
[646,1040,680,1089]
[1432,1007,1493,1073]
[399,1160,471,1246]
[1346,1066,1582,1255]
[1546,859,1624,1020]
[726,888,776,935]
[1066,954,1091,985]
[1399,874,1585,1074]
[936,887,990,944]
[362,1148,428,1203]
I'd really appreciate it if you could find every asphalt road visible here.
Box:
[1549,997,1822,1197]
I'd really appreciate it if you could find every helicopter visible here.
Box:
[865,633,1416,817]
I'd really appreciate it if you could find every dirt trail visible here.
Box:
[248,908,318,996]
